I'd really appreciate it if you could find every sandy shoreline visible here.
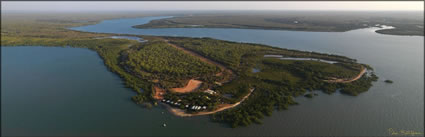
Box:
[162,88,254,117]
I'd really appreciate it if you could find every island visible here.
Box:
[1,13,380,128]
[385,80,394,83]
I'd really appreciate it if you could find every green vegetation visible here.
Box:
[2,12,379,128]
[166,37,357,71]
[1,12,154,39]
[384,80,394,83]
[304,93,314,98]
[339,73,378,96]
[121,40,221,88]
[134,11,423,36]
[1,12,158,102]
[376,24,424,36]
[166,37,378,127]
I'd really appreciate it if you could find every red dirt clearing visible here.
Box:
[171,79,202,93]
[153,86,166,100]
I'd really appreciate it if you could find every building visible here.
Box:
[203,89,216,95]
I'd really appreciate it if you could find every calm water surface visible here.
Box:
[2,16,423,136]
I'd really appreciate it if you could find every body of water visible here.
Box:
[2,16,423,136]
[264,55,339,64]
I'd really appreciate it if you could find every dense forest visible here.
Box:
[121,40,221,88]
[164,37,379,127]
[166,37,357,71]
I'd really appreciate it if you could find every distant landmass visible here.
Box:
[134,11,424,36]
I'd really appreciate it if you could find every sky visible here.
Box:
[2,1,424,11]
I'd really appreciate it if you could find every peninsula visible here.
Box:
[1,13,379,128]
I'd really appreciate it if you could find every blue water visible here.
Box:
[264,55,339,64]
[110,36,145,42]
[2,16,423,136]
[252,68,261,73]
[1,46,217,136]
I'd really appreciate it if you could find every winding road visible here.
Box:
[324,66,367,83]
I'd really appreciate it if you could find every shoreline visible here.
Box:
[324,66,367,83]
[133,20,421,37]
[162,88,254,117]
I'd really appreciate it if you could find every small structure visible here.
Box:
[204,89,216,95]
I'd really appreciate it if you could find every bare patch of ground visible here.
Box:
[170,79,203,93]
[153,86,166,100]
